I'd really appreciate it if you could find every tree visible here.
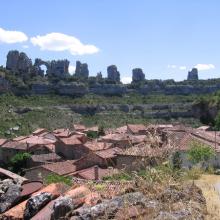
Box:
[10,152,31,174]
[187,141,215,165]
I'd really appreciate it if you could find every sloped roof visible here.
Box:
[94,147,121,159]
[84,141,113,151]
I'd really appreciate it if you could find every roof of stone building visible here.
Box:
[75,166,118,180]
[0,167,28,183]
[53,129,73,138]
[127,124,147,134]
[0,138,7,146]
[30,153,62,163]
[58,135,83,145]
[19,135,57,145]
[94,147,122,159]
[1,141,32,150]
[116,145,171,157]
[42,160,77,175]
[101,133,130,142]
[73,124,86,131]
[84,141,113,151]
[115,126,128,134]
[32,128,48,136]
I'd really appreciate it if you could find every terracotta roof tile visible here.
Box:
[84,141,113,151]
[127,124,147,134]
[94,147,121,159]
[42,160,77,175]
[59,135,83,145]
[0,138,7,146]
[32,128,47,135]
[73,124,86,131]
[31,153,62,163]
[76,166,118,180]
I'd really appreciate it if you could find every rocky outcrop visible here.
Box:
[75,61,89,79]
[132,68,145,82]
[34,58,70,78]
[187,68,198,80]
[107,65,120,83]
[23,192,53,219]
[56,82,88,96]
[0,179,22,213]
[90,84,126,96]
[6,50,32,73]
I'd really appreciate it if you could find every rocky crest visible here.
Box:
[132,68,145,82]
[107,65,120,83]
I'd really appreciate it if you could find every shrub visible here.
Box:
[187,141,215,165]
[45,174,72,186]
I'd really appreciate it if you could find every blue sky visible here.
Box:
[0,0,219,83]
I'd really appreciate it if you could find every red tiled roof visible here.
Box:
[32,128,47,135]
[1,141,30,150]
[116,145,170,157]
[101,133,130,142]
[75,166,118,180]
[74,124,86,131]
[31,153,62,162]
[127,124,147,134]
[115,126,128,134]
[84,141,113,151]
[53,129,73,138]
[0,138,7,146]
[59,135,82,145]
[19,135,56,145]
[94,147,121,159]
[13,136,28,141]
[42,160,77,175]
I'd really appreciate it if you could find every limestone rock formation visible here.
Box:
[132,68,145,82]
[34,58,70,78]
[187,68,198,80]
[6,50,32,73]
[107,65,120,83]
[75,61,89,78]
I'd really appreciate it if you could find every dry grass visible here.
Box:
[195,174,220,220]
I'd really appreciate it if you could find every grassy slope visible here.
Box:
[0,93,201,138]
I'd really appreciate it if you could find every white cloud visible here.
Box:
[30,32,99,55]
[22,45,29,49]
[121,77,132,84]
[194,64,215,71]
[179,66,187,70]
[167,65,177,69]
[68,65,76,74]
[0,27,28,44]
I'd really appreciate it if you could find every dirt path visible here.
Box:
[195,175,220,220]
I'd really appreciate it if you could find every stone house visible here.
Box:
[170,132,220,169]
[73,166,118,180]
[116,145,168,171]
[24,160,77,181]
[127,124,147,135]
[74,147,120,170]
[55,134,88,160]
[27,152,63,168]
[100,133,131,148]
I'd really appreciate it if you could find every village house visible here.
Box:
[24,160,77,181]
[55,134,88,160]
[127,124,147,135]
[100,133,131,148]
[27,152,63,168]
[116,144,170,171]
[74,147,121,170]
[73,165,118,180]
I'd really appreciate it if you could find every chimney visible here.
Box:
[94,165,99,180]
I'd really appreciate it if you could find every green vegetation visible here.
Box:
[9,152,31,174]
[187,141,216,165]
[0,93,203,138]
[45,174,72,186]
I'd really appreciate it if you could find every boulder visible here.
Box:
[51,196,74,220]
[0,179,22,213]
[23,192,53,219]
